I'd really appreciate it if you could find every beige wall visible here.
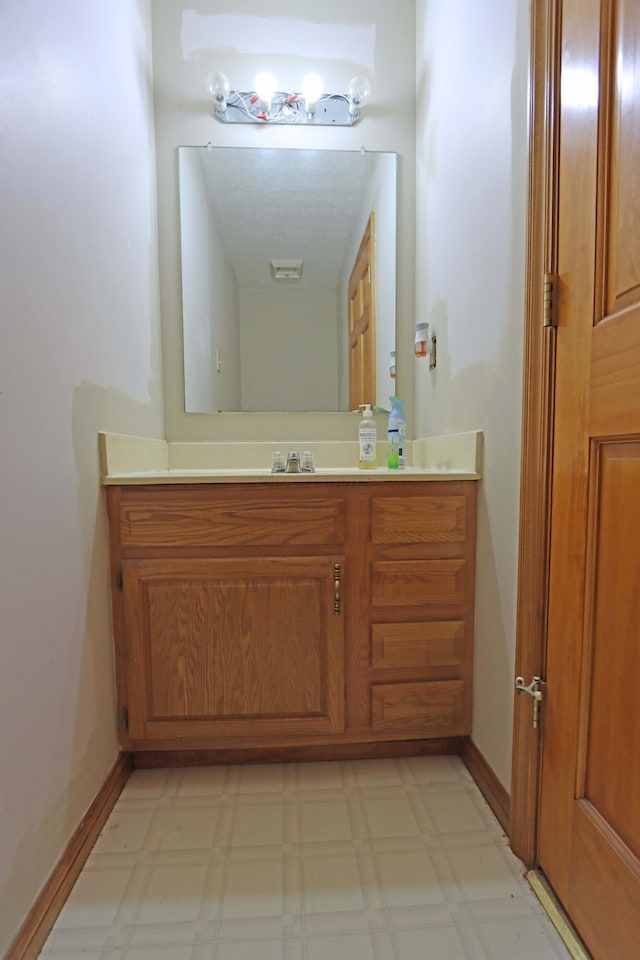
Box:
[0,0,164,952]
[239,288,339,411]
[150,0,416,442]
[0,5,533,947]
[180,148,241,412]
[415,0,530,788]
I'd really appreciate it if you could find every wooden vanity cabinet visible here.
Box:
[106,480,476,755]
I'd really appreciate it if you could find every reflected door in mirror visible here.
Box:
[349,213,376,410]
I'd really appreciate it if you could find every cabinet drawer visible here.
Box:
[371,621,465,670]
[371,680,464,734]
[371,560,467,606]
[118,494,346,547]
[371,496,467,544]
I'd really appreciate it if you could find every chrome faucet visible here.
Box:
[285,451,301,473]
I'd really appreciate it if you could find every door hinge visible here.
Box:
[333,563,341,614]
[543,272,558,327]
[367,264,372,284]
[121,706,129,731]
[116,569,123,591]
[515,675,546,728]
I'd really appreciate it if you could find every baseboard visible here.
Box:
[133,737,466,768]
[461,737,511,837]
[4,752,133,960]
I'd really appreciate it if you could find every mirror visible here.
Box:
[179,146,397,413]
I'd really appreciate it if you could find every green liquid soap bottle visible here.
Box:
[358,403,377,470]
[387,396,406,469]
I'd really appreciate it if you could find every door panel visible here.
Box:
[591,0,640,435]
[581,443,640,860]
[539,1,640,956]
[591,312,640,435]
[604,0,640,313]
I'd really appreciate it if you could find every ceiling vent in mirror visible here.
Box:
[270,259,304,280]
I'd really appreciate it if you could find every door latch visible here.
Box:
[515,675,546,728]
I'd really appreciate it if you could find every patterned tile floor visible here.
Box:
[38,756,572,959]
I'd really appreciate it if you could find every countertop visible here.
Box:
[99,432,483,484]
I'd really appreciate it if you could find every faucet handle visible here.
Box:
[300,451,315,472]
[271,451,286,473]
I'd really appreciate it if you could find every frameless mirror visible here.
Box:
[179,146,397,413]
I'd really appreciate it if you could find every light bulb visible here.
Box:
[301,73,323,111]
[254,71,277,108]
[347,75,371,116]
[206,72,230,113]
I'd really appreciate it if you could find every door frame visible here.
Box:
[510,0,562,867]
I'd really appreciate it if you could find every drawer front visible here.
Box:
[371,680,465,734]
[371,496,467,544]
[371,560,467,606]
[371,621,465,670]
[118,494,346,547]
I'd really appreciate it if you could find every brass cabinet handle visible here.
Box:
[333,563,341,614]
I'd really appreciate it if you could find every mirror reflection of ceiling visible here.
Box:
[200,147,375,289]
[180,146,397,414]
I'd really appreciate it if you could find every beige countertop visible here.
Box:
[99,431,483,484]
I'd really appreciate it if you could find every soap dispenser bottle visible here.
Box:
[358,403,377,470]
[387,396,407,469]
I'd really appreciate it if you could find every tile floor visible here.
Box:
[39,756,573,959]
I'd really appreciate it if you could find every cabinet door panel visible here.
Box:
[123,557,344,741]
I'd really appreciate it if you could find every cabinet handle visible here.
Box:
[333,563,341,614]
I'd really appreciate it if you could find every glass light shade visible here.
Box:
[347,76,372,115]
[206,72,230,111]
[254,71,277,107]
[301,73,324,107]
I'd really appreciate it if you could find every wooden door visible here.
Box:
[122,556,345,745]
[348,213,376,410]
[538,1,640,956]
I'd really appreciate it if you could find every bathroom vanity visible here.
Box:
[103,440,479,760]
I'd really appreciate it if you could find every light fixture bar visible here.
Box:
[217,91,360,125]
[208,74,371,126]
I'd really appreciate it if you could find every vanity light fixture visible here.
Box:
[207,71,371,125]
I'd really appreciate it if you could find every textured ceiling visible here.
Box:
[198,147,376,289]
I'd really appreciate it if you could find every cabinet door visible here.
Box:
[122,556,344,744]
